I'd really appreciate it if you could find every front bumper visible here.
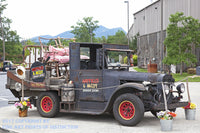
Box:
[152,102,188,110]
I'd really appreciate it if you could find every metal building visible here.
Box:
[130,0,200,71]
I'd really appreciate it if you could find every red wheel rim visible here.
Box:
[119,100,135,120]
[41,96,53,113]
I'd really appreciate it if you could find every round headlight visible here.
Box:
[15,82,22,92]
[176,83,185,93]
[16,66,26,79]
[164,84,170,94]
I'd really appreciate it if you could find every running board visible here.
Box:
[59,102,103,115]
[60,110,103,115]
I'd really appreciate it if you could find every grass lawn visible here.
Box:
[133,67,200,82]
[133,67,148,73]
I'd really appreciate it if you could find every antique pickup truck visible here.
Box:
[6,42,188,126]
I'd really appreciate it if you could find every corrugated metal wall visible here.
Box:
[133,0,200,36]
[164,0,190,30]
[146,2,161,34]
[134,10,146,36]
[134,1,161,36]
[191,0,200,19]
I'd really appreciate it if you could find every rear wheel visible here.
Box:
[113,93,144,126]
[37,92,60,117]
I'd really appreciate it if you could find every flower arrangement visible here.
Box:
[183,102,196,109]
[15,99,32,111]
[157,110,177,120]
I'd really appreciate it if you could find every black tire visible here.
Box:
[113,93,144,126]
[37,92,60,117]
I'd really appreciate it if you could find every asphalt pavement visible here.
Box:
[0,73,18,108]
[0,73,199,133]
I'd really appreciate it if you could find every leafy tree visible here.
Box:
[0,0,23,63]
[107,30,128,44]
[129,33,139,51]
[0,0,7,61]
[71,17,99,42]
[163,12,200,75]
[95,36,107,43]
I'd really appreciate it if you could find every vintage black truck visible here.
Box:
[6,42,188,126]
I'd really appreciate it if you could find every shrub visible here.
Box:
[123,55,138,66]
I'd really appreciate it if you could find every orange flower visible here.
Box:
[168,112,177,117]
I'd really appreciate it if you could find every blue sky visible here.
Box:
[4,0,156,39]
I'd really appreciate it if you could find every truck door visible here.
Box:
[69,43,104,102]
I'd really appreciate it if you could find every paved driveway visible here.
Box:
[0,73,199,133]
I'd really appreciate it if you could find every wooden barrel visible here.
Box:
[147,64,157,73]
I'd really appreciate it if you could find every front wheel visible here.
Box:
[36,92,60,117]
[113,93,144,126]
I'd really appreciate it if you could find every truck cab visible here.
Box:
[6,42,188,126]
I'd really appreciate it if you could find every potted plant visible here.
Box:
[183,102,196,120]
[157,110,177,131]
[15,99,32,117]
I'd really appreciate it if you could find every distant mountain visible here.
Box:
[94,25,126,38]
[30,35,54,43]
[30,25,126,43]
[54,31,74,38]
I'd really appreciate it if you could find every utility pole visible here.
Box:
[124,1,129,46]
[0,12,5,62]
[90,32,92,43]
[160,0,164,72]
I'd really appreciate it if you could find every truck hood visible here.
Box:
[104,70,174,83]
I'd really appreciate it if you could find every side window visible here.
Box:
[80,45,100,70]
[80,47,90,58]
[80,47,90,69]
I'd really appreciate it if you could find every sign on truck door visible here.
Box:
[78,70,104,101]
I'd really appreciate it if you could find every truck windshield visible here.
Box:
[105,49,132,69]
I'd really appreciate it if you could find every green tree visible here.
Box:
[107,30,128,44]
[0,0,22,63]
[129,33,139,51]
[71,17,99,42]
[163,12,200,75]
[95,36,107,43]
[0,0,7,61]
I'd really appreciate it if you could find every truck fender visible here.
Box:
[104,83,145,113]
[116,83,145,92]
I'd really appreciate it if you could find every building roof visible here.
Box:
[133,0,160,15]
